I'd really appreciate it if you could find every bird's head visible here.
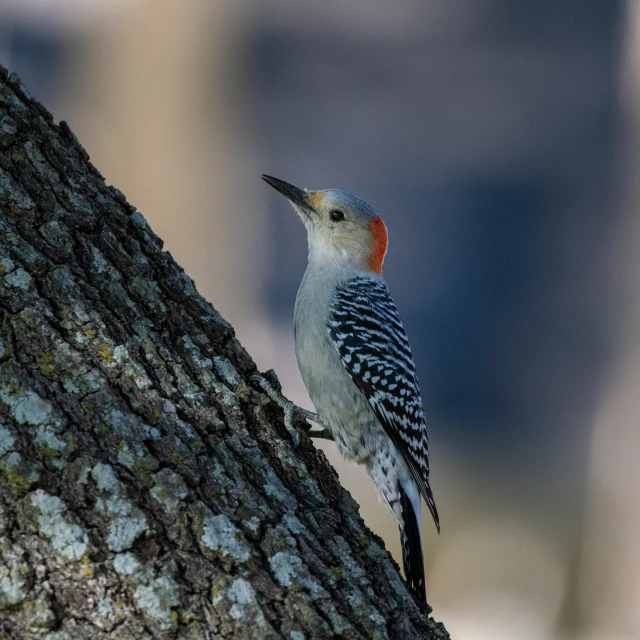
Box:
[262,175,388,274]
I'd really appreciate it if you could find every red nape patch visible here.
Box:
[367,217,388,273]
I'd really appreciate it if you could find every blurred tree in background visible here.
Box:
[2,2,639,638]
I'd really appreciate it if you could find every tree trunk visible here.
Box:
[0,65,449,640]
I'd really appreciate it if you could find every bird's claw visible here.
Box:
[250,372,323,447]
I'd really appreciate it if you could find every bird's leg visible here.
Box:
[250,373,334,446]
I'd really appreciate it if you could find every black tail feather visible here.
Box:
[399,485,426,606]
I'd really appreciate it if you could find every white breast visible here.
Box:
[293,264,383,460]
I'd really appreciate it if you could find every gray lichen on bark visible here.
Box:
[0,64,450,640]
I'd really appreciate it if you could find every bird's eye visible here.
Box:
[330,209,345,222]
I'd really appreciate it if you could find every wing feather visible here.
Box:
[329,276,439,532]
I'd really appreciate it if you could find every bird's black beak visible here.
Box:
[262,175,312,212]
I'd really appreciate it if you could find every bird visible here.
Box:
[254,174,439,607]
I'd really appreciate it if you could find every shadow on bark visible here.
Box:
[0,64,450,640]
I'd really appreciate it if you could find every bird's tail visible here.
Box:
[399,484,426,606]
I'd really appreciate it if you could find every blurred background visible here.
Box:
[1,1,638,638]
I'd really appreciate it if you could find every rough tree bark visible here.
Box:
[0,65,449,640]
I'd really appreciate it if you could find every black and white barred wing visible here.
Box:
[328,276,439,531]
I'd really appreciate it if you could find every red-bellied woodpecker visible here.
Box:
[255,175,439,606]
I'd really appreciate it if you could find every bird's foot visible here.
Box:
[250,372,333,447]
